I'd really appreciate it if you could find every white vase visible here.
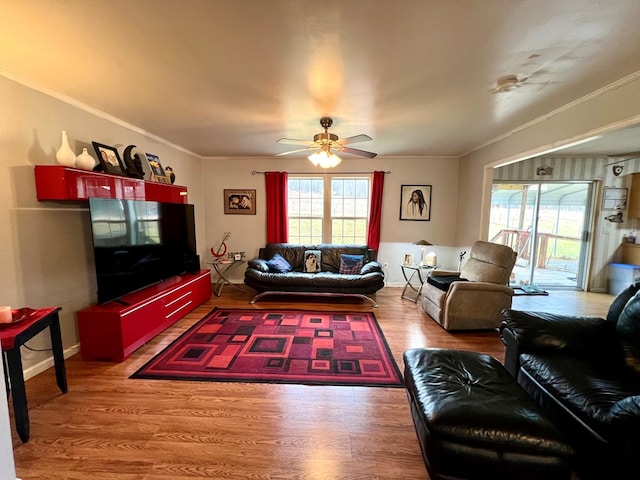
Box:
[75,148,96,170]
[55,130,76,167]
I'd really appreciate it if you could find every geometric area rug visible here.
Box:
[131,308,404,388]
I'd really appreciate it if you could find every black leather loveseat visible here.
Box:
[244,243,384,305]
[500,283,640,479]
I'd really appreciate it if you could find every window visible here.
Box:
[288,175,371,244]
[288,177,324,244]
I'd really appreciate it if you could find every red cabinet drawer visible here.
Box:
[77,270,211,362]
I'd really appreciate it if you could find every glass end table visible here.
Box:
[208,260,247,296]
[400,264,438,302]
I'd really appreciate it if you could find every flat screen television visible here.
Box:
[88,197,197,304]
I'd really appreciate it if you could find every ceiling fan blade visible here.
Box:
[277,138,312,146]
[339,134,373,145]
[341,146,377,158]
[275,148,312,156]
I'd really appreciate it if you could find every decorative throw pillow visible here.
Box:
[266,253,292,273]
[304,250,321,273]
[339,254,364,274]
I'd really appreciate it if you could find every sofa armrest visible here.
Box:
[447,281,512,295]
[610,396,640,433]
[501,326,520,376]
[360,261,383,275]
[500,309,622,362]
[440,282,513,330]
[247,258,270,273]
[430,269,461,277]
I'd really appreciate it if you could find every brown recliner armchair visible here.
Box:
[421,240,517,330]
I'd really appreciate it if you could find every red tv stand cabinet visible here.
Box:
[77,270,211,362]
[34,165,212,362]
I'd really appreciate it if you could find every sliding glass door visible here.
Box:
[489,182,593,289]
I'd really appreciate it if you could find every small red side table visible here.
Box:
[0,307,67,442]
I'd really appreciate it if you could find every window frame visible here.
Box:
[287,174,372,244]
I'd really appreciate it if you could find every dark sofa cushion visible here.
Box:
[246,258,270,273]
[607,281,640,324]
[519,351,640,437]
[500,309,623,364]
[360,261,383,275]
[615,291,640,377]
[617,290,640,348]
[610,396,640,432]
[317,244,371,272]
[262,243,309,270]
[426,275,467,291]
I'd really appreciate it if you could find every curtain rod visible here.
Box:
[251,170,391,175]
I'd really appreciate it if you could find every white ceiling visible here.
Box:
[1,0,640,159]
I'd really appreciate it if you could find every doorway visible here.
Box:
[489,182,594,289]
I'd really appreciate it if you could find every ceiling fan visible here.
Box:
[491,74,529,94]
[276,117,377,167]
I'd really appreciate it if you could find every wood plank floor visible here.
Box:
[10,287,614,479]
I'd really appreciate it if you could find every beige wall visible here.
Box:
[457,73,640,293]
[201,156,461,285]
[1,75,204,377]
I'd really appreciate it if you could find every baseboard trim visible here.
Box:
[23,343,80,382]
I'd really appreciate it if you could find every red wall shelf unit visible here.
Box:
[34,165,188,203]
[34,165,211,361]
[77,270,211,362]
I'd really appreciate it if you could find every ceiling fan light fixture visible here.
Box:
[278,117,376,161]
[308,148,342,168]
[494,74,521,93]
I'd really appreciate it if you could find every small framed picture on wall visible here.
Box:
[224,189,256,215]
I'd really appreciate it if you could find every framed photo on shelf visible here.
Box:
[224,189,256,215]
[403,254,414,266]
[400,184,431,221]
[92,141,126,176]
[145,153,170,183]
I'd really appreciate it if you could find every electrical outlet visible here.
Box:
[383,262,388,269]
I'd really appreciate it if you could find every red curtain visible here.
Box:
[367,171,385,251]
[265,171,288,243]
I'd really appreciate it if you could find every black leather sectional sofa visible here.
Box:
[243,243,384,305]
[500,283,640,479]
